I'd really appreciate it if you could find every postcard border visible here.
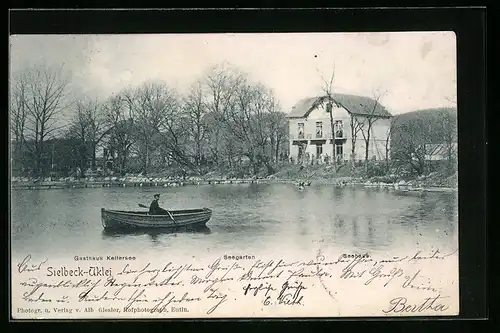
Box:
[7,7,488,326]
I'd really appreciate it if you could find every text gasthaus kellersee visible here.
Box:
[73,255,136,261]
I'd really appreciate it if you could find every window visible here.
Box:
[316,122,323,138]
[335,120,344,138]
[336,144,343,157]
[298,145,305,159]
[316,144,323,156]
[298,123,304,139]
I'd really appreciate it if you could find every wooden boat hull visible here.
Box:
[101,207,212,230]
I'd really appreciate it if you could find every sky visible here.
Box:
[9,32,457,115]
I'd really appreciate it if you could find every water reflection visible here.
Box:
[101,225,211,239]
[333,186,344,200]
[393,189,426,198]
[11,184,458,256]
[352,216,359,248]
[367,217,374,246]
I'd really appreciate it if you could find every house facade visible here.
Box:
[287,94,392,164]
[424,143,458,161]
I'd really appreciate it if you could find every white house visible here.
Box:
[424,143,458,161]
[286,94,393,164]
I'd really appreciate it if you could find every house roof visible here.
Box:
[287,94,392,119]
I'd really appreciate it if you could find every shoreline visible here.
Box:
[10,178,457,193]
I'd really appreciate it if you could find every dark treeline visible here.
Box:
[390,107,457,177]
[10,62,289,179]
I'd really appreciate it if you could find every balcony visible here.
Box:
[290,133,314,141]
[323,132,344,139]
[323,131,346,144]
[290,134,307,140]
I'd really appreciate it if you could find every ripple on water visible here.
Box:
[10,184,458,257]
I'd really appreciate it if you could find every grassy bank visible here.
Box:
[266,163,457,188]
[11,162,458,191]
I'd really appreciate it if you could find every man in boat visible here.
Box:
[149,194,168,215]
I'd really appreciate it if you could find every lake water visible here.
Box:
[10,183,458,261]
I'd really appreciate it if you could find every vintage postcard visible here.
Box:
[10,32,459,319]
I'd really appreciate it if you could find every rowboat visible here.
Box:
[101,207,212,230]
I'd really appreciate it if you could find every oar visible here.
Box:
[138,203,177,223]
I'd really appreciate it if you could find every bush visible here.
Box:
[366,161,388,178]
[370,174,398,183]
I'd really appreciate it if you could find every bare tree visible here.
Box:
[67,100,92,177]
[17,63,72,177]
[317,63,337,171]
[349,115,365,172]
[392,118,431,176]
[441,98,458,175]
[183,80,209,170]
[70,96,109,171]
[203,64,284,174]
[219,80,282,175]
[221,80,259,173]
[85,99,109,170]
[359,89,387,172]
[203,62,245,167]
[252,85,283,174]
[437,109,457,175]
[122,82,177,175]
[10,71,29,174]
[130,82,193,171]
[266,107,288,163]
[392,107,456,177]
[383,115,400,173]
[102,93,135,176]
